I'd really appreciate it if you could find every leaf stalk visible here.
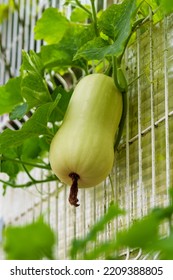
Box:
[0,177,59,189]
[0,155,51,170]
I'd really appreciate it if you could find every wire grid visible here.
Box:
[0,0,173,259]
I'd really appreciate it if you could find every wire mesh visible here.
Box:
[0,0,173,259]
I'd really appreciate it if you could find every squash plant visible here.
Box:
[0,0,172,205]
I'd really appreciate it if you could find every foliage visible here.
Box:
[70,190,173,260]
[0,0,15,24]
[3,216,56,260]
[2,190,173,260]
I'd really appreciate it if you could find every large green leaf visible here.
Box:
[0,77,23,115]
[98,0,137,41]
[20,51,52,109]
[3,217,56,260]
[41,23,94,70]
[75,0,138,61]
[34,7,69,44]
[0,95,61,153]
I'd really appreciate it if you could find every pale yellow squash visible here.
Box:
[49,73,122,206]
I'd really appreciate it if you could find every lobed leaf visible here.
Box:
[75,0,138,61]
[3,216,56,260]
[0,77,23,116]
[34,7,69,44]
[98,0,137,41]
[41,23,94,70]
[0,95,61,153]
[20,51,52,109]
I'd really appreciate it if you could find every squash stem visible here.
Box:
[115,90,127,149]
[90,0,99,36]
[69,173,80,207]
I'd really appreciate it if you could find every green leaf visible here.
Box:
[50,86,72,122]
[1,159,19,179]
[0,136,49,179]
[41,23,94,70]
[34,7,69,44]
[117,214,160,250]
[0,148,20,178]
[155,233,173,260]
[159,0,173,15]
[116,204,173,256]
[3,217,56,260]
[64,0,76,5]
[0,4,9,23]
[0,77,23,115]
[9,103,28,120]
[138,0,163,23]
[21,50,43,75]
[141,0,173,17]
[75,0,139,61]
[70,203,124,259]
[0,95,61,153]
[98,0,137,41]
[20,51,51,109]
[74,37,110,61]
[20,137,42,160]
[84,240,118,260]
[70,6,90,23]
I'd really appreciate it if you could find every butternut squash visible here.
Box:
[49,73,122,206]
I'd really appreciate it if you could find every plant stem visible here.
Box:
[75,0,92,17]
[0,177,59,189]
[90,0,99,36]
[0,155,51,170]
[112,56,119,90]
[22,163,37,182]
[109,175,115,202]
[114,90,127,151]
[112,56,127,151]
